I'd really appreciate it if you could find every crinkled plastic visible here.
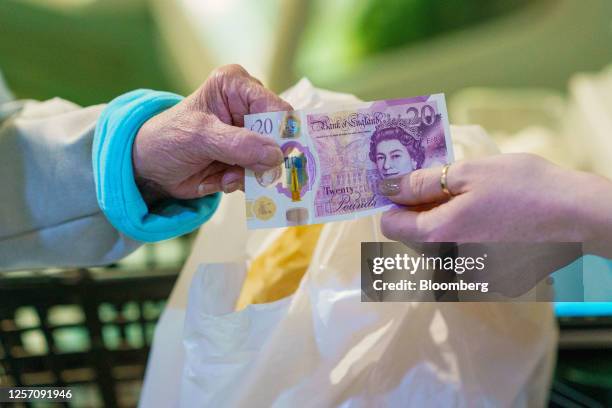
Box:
[140,79,556,408]
[180,214,556,407]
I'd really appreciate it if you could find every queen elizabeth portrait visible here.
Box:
[369,118,425,179]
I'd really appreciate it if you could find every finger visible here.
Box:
[405,202,439,212]
[196,172,225,197]
[243,70,264,87]
[220,166,245,193]
[197,161,230,180]
[207,65,293,126]
[380,207,423,242]
[170,162,230,199]
[226,79,293,127]
[241,79,293,116]
[379,165,462,206]
[203,118,284,172]
[161,163,227,199]
[382,194,476,243]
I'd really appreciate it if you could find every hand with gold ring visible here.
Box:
[378,153,612,259]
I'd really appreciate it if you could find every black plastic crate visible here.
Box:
[0,268,178,408]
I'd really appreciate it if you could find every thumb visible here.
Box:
[380,206,439,242]
[199,116,284,172]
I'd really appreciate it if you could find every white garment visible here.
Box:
[0,70,139,271]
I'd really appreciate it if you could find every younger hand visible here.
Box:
[379,153,612,258]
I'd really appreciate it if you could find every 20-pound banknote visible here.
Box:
[245,94,454,229]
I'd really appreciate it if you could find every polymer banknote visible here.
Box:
[245,94,454,229]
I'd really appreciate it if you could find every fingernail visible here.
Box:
[379,178,402,196]
[223,182,241,194]
[197,183,216,196]
[259,146,283,166]
[222,173,242,186]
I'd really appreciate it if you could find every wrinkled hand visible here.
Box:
[132,64,292,203]
[379,153,612,259]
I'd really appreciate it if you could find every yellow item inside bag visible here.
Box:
[236,224,324,310]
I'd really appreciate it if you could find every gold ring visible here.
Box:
[440,164,453,198]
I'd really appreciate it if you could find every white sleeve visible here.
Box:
[0,97,141,271]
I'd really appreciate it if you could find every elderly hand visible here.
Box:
[132,64,292,203]
[379,153,612,259]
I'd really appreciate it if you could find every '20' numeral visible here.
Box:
[250,118,273,134]
[406,105,436,126]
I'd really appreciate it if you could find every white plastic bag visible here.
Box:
[180,214,556,407]
[139,79,556,408]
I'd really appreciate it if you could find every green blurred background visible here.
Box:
[0,0,174,105]
[3,0,612,104]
